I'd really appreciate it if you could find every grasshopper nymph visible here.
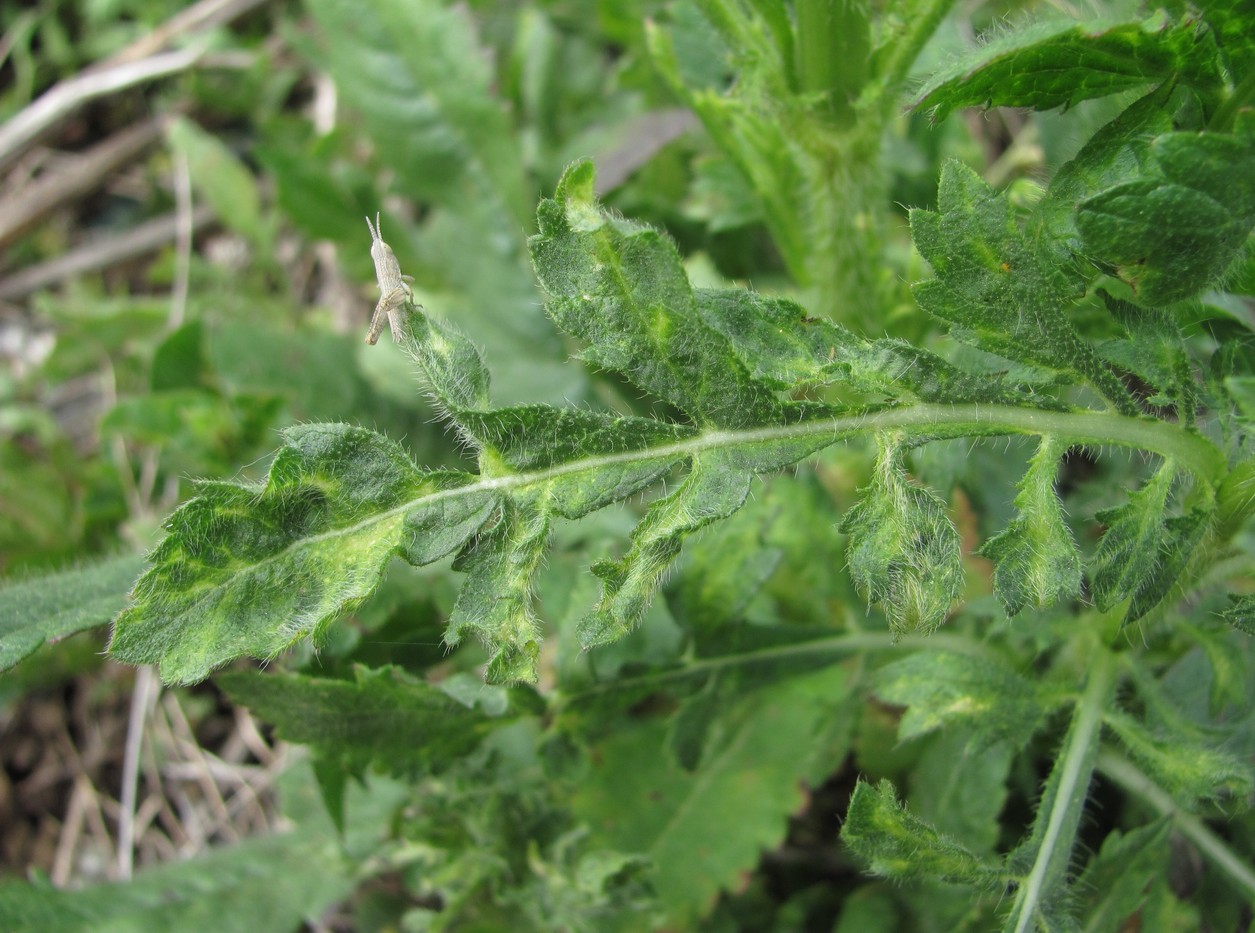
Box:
[364,213,416,345]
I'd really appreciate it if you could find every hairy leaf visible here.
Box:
[1035,85,1173,248]
[911,160,1136,412]
[0,554,144,672]
[1096,291,1198,421]
[696,288,1038,405]
[109,424,496,684]
[1076,130,1255,305]
[1105,710,1254,805]
[875,650,1055,747]
[1222,593,1255,635]
[1124,505,1213,624]
[1089,462,1176,611]
[915,13,1222,120]
[842,780,1003,886]
[842,437,963,637]
[979,435,1082,616]
[530,161,784,427]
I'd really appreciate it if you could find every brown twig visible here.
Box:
[0,47,206,173]
[0,204,217,301]
[0,115,172,252]
[92,0,272,72]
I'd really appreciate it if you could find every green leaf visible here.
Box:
[875,650,1054,747]
[102,389,283,476]
[911,160,1136,413]
[0,823,355,933]
[1222,593,1255,635]
[1200,0,1255,76]
[303,0,529,226]
[1096,290,1198,422]
[446,497,550,682]
[571,663,856,926]
[583,452,753,649]
[530,160,783,428]
[1073,820,1172,933]
[219,666,515,776]
[841,779,1003,886]
[0,554,144,673]
[166,117,266,248]
[1076,130,1255,305]
[841,437,964,637]
[1105,709,1254,805]
[914,14,1222,121]
[910,731,1013,853]
[1035,85,1173,248]
[108,424,497,684]
[695,287,1039,405]
[254,135,370,245]
[1089,462,1176,611]
[978,435,1082,617]
[1124,505,1213,624]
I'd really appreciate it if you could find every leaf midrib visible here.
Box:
[157,403,1224,614]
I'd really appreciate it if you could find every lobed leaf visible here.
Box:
[841,780,1003,887]
[1076,129,1255,305]
[446,497,550,682]
[911,160,1137,413]
[219,666,516,777]
[914,13,1222,121]
[108,424,496,684]
[841,437,963,637]
[978,435,1082,617]
[875,650,1056,747]
[1089,462,1176,611]
[1096,291,1198,422]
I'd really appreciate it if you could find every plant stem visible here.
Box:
[1007,645,1117,933]
[795,0,870,127]
[1209,68,1255,132]
[880,0,958,95]
[557,630,995,705]
[1096,748,1255,902]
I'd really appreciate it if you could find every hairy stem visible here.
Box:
[1007,645,1118,932]
[879,0,958,96]
[1096,748,1255,902]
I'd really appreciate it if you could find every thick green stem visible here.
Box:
[795,0,870,127]
[1007,645,1118,933]
[801,127,889,326]
[1209,68,1255,132]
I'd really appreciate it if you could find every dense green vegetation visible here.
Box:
[3,1,1255,929]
